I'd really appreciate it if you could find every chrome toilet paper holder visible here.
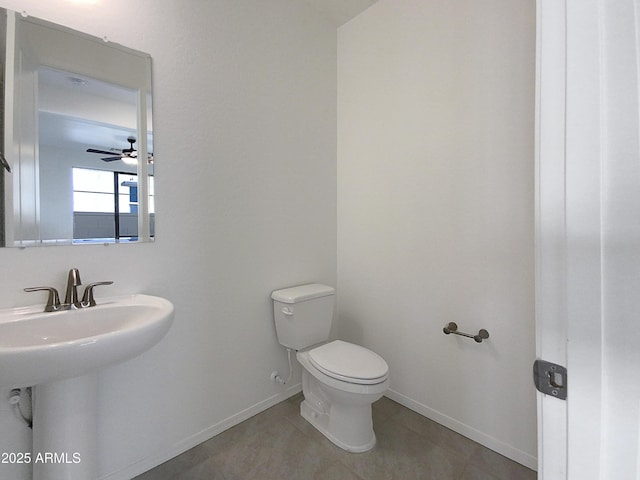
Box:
[443,322,489,343]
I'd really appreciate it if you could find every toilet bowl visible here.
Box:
[296,340,389,452]
[271,284,390,453]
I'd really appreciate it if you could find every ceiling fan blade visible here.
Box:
[101,156,122,162]
[87,148,120,155]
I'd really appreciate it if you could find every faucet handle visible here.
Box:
[24,287,61,312]
[81,281,114,307]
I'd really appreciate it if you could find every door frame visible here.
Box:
[536,0,609,478]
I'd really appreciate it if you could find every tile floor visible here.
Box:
[134,394,537,480]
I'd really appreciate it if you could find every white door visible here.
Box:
[536,0,640,479]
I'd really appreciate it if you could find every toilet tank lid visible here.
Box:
[271,284,335,304]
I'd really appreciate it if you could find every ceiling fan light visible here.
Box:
[121,156,137,165]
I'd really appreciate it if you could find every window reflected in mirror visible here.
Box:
[71,168,155,243]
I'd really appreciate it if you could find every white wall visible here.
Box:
[337,0,537,468]
[0,1,336,479]
[0,0,539,476]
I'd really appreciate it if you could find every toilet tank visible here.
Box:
[271,284,335,350]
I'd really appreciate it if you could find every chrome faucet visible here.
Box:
[24,268,113,312]
[64,267,82,309]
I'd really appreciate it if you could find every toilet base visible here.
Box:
[300,398,376,453]
[296,348,389,453]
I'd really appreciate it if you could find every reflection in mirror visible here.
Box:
[1,9,154,246]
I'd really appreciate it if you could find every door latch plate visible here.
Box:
[533,359,567,400]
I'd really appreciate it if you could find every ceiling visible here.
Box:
[38,67,143,153]
[300,0,379,26]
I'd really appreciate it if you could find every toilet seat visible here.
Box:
[308,340,388,385]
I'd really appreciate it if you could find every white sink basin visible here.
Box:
[0,294,174,387]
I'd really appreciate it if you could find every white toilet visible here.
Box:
[271,283,389,453]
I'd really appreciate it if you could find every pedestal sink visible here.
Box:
[0,294,174,480]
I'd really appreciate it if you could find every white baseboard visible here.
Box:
[384,389,538,471]
[100,383,302,480]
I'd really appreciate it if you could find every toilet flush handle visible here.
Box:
[282,307,293,316]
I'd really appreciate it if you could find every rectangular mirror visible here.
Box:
[0,9,154,246]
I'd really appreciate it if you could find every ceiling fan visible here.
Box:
[86,136,153,164]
